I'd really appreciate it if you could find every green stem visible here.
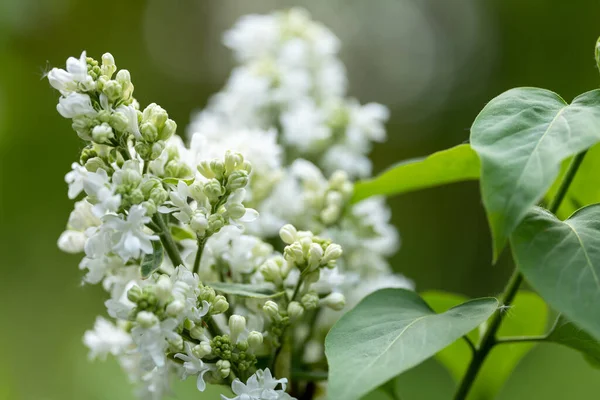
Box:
[495,335,548,344]
[153,214,185,267]
[270,277,305,370]
[193,236,207,275]
[452,149,588,400]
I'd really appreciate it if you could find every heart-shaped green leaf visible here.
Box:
[325,289,498,400]
[546,315,600,368]
[471,88,600,261]
[351,144,480,203]
[511,205,600,341]
[206,281,285,299]
[141,240,164,278]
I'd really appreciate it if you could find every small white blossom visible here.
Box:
[222,369,294,400]
[174,342,212,392]
[48,51,92,94]
[101,205,158,262]
[57,92,97,118]
[83,317,132,360]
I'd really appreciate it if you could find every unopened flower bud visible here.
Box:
[284,242,305,265]
[323,243,343,264]
[321,292,346,311]
[103,80,123,102]
[208,214,225,234]
[190,212,208,235]
[226,170,249,191]
[216,360,231,378]
[193,341,212,358]
[279,224,297,244]
[140,121,158,142]
[91,123,114,144]
[197,161,215,179]
[127,285,142,303]
[260,259,282,286]
[166,300,184,317]
[211,295,229,314]
[247,331,263,349]
[263,300,280,319]
[136,311,158,328]
[287,301,305,320]
[224,150,243,174]
[109,111,129,132]
[226,202,246,220]
[190,325,206,340]
[167,333,184,352]
[228,315,246,344]
[209,160,225,179]
[308,243,324,270]
[199,286,216,303]
[101,53,116,78]
[301,292,319,310]
[160,119,177,141]
[204,179,224,202]
[155,275,173,302]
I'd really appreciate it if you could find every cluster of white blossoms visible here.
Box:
[51,8,411,400]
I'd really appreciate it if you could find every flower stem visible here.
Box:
[192,236,207,275]
[153,214,184,267]
[452,150,588,400]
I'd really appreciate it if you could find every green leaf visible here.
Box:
[470,291,548,400]
[325,289,498,400]
[351,144,480,203]
[421,291,476,382]
[511,205,600,341]
[546,316,600,368]
[545,143,600,219]
[170,225,195,241]
[471,88,600,261]
[206,282,285,299]
[141,240,164,278]
[163,177,195,185]
[425,291,547,400]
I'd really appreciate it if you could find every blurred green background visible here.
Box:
[2,0,600,399]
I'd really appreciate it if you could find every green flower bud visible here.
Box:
[279,224,297,244]
[236,340,249,351]
[323,243,343,264]
[204,179,224,202]
[210,160,225,179]
[159,119,177,141]
[143,103,168,128]
[287,301,304,320]
[150,187,168,205]
[165,160,192,179]
[263,300,280,319]
[197,161,215,179]
[211,295,229,314]
[199,285,216,303]
[189,181,208,203]
[101,53,117,78]
[226,202,246,220]
[301,292,319,310]
[284,242,305,265]
[84,157,108,173]
[135,142,151,159]
[208,214,225,235]
[127,285,142,303]
[321,292,346,311]
[140,122,158,142]
[102,80,123,102]
[116,69,134,101]
[190,325,206,340]
[151,141,165,159]
[92,123,114,144]
[129,188,144,205]
[216,360,231,378]
[72,116,93,141]
[226,170,249,191]
[247,331,263,349]
[141,200,157,215]
[141,178,161,196]
[110,111,129,132]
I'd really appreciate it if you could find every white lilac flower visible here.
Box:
[65,162,88,199]
[47,51,92,94]
[83,317,132,360]
[174,342,212,392]
[79,255,125,285]
[280,99,330,153]
[116,104,142,139]
[131,313,179,369]
[56,92,97,118]
[168,266,210,322]
[225,189,259,225]
[101,204,158,262]
[58,200,101,253]
[83,168,121,217]
[222,368,294,400]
